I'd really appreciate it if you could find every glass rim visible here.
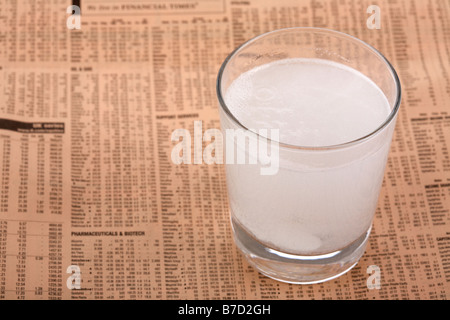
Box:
[216,27,402,151]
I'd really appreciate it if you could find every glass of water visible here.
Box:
[216,28,401,284]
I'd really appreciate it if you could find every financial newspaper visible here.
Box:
[0,0,449,300]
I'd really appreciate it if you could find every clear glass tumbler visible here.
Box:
[216,28,401,284]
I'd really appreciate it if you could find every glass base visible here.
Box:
[231,217,370,284]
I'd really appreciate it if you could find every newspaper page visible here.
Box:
[0,0,449,300]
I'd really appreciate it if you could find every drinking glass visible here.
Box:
[216,27,401,284]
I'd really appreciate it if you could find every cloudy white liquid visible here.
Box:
[223,58,392,254]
